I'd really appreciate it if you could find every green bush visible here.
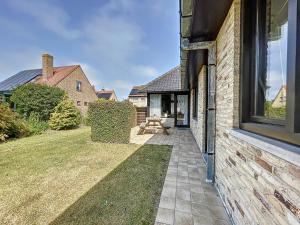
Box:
[82,116,91,126]
[27,112,49,135]
[265,101,286,119]
[49,98,81,130]
[11,83,65,121]
[88,99,136,143]
[0,104,29,142]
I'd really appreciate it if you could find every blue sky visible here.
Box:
[0,0,179,99]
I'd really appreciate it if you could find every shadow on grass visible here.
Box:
[49,144,172,225]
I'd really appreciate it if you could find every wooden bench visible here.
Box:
[137,118,169,135]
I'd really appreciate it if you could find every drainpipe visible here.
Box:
[181,39,217,183]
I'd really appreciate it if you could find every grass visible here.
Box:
[0,127,171,225]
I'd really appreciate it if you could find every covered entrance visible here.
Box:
[143,66,190,128]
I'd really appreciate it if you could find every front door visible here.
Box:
[175,94,190,127]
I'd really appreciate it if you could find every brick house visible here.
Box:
[128,85,147,108]
[96,89,118,101]
[180,0,300,225]
[0,54,98,115]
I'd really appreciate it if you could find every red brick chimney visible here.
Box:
[42,53,53,79]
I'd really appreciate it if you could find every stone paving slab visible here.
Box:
[131,127,232,225]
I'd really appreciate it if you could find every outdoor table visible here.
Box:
[138,117,169,135]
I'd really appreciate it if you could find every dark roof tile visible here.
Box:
[143,66,183,92]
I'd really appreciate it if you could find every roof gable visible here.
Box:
[129,85,147,97]
[143,66,182,92]
[96,90,116,100]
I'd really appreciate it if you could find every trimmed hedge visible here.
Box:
[88,100,136,143]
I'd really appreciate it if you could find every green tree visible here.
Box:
[11,83,65,121]
[49,98,81,130]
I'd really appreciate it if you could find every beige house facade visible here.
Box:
[180,0,300,225]
[128,86,147,108]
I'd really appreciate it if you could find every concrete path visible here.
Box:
[131,127,232,225]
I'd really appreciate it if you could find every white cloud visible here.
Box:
[131,65,159,77]
[1,0,167,100]
[6,0,80,39]
[0,48,42,79]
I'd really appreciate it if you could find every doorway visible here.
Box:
[175,94,190,127]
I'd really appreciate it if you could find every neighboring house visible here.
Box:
[142,66,189,128]
[179,0,299,225]
[272,85,287,108]
[128,85,147,107]
[0,54,98,115]
[96,89,118,101]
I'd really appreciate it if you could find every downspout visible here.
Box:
[181,39,217,183]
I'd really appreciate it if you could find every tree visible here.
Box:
[11,83,65,121]
[49,98,81,130]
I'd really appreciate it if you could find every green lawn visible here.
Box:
[0,127,171,225]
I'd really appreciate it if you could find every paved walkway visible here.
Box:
[131,127,232,225]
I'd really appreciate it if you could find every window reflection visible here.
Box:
[257,0,288,120]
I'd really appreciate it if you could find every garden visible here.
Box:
[1,83,81,142]
[0,83,172,225]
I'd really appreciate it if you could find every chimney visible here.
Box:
[42,53,53,79]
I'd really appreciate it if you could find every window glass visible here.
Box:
[256,0,288,120]
[76,81,82,92]
[161,94,172,117]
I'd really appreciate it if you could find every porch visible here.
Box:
[142,67,190,128]
[130,127,232,225]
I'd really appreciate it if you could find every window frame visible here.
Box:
[76,80,82,92]
[192,87,198,119]
[240,0,300,146]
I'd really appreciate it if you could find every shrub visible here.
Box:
[49,98,81,130]
[88,99,136,143]
[0,104,29,142]
[82,116,91,126]
[27,112,49,135]
[11,83,65,121]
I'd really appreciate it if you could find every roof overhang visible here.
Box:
[180,0,233,89]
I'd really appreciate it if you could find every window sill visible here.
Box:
[230,129,300,167]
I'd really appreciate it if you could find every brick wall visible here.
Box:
[56,67,98,116]
[214,2,300,224]
[190,0,300,224]
[190,66,207,152]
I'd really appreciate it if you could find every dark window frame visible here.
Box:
[240,0,300,146]
[192,87,198,119]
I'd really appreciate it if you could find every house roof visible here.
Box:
[143,66,183,92]
[129,85,147,97]
[96,90,116,100]
[37,65,79,86]
[0,65,79,92]
[0,69,42,92]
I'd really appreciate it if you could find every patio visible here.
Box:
[130,128,232,225]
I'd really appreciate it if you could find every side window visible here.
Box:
[76,80,82,92]
[240,0,300,146]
